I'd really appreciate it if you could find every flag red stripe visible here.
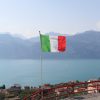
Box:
[58,36,66,52]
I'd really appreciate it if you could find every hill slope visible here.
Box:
[0,31,100,59]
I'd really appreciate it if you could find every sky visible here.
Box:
[0,0,100,38]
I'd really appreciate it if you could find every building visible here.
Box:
[87,80,98,93]
[8,84,21,96]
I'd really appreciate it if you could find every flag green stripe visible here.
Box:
[40,34,51,52]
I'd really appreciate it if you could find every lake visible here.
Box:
[0,59,100,87]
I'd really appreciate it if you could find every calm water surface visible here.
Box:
[0,59,100,87]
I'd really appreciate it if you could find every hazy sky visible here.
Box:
[0,0,100,38]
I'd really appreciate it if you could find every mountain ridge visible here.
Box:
[0,31,100,59]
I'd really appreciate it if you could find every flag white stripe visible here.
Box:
[49,36,59,52]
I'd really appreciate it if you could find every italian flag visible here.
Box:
[40,34,66,52]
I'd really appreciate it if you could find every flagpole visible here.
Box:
[39,31,43,100]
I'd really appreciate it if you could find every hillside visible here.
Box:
[0,31,100,59]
